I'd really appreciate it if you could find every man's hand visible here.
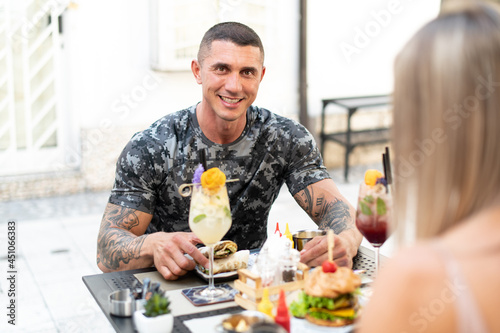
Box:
[293,179,363,267]
[97,203,209,280]
[299,233,351,267]
[149,232,209,280]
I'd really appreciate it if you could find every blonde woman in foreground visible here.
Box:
[358,2,500,333]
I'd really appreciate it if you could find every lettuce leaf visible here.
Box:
[290,292,309,318]
[289,292,356,318]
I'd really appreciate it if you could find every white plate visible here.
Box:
[195,253,257,281]
[291,317,355,332]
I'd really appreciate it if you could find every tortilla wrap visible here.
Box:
[198,250,250,275]
[200,240,238,259]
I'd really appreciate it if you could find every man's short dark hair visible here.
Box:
[197,22,264,64]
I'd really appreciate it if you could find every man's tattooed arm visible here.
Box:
[97,203,153,272]
[294,179,362,267]
[294,182,354,234]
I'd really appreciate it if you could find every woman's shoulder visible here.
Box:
[373,242,451,315]
[358,242,453,333]
[379,241,446,292]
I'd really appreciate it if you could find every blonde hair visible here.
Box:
[392,1,500,241]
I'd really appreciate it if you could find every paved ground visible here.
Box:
[0,163,381,333]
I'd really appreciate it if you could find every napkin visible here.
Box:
[182,315,354,333]
[183,313,227,333]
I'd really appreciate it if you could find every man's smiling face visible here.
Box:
[193,40,266,123]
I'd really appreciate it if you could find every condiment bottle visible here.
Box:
[274,289,290,332]
[279,246,300,283]
[255,247,276,287]
[274,222,282,237]
[283,223,293,248]
[257,287,274,318]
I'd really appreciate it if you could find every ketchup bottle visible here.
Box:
[274,289,290,332]
[274,222,282,237]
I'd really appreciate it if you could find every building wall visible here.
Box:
[0,0,440,201]
[0,126,140,201]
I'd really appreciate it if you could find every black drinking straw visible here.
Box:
[383,153,388,183]
[385,146,393,185]
[199,149,208,170]
[382,153,389,193]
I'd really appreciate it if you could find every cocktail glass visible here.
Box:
[355,183,391,276]
[188,184,232,299]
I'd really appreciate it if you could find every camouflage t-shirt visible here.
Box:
[109,105,330,250]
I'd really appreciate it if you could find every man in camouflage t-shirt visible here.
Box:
[97,22,362,280]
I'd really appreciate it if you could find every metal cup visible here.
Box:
[292,229,327,251]
[109,289,135,317]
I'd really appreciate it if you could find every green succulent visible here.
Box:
[144,292,171,318]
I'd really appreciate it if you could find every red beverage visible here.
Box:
[357,170,392,275]
[356,219,387,247]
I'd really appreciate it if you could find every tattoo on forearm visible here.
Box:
[97,205,146,270]
[317,199,352,234]
[296,187,353,234]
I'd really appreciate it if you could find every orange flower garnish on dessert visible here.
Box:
[364,169,383,186]
[201,167,226,194]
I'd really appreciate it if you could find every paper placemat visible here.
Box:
[181,316,355,333]
[174,306,243,333]
[183,313,228,333]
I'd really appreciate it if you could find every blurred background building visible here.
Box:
[0,0,441,201]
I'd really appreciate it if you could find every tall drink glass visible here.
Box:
[188,183,232,299]
[355,183,391,276]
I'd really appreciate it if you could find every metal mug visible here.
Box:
[109,289,135,317]
[292,229,327,251]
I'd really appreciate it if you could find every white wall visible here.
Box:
[63,0,440,131]
[63,0,301,132]
[307,0,441,116]
[63,0,169,130]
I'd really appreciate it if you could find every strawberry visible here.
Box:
[322,260,337,273]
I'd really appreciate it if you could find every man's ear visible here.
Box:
[191,60,202,84]
[260,66,266,82]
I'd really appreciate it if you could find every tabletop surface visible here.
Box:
[83,246,382,333]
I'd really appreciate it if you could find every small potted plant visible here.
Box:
[133,292,173,333]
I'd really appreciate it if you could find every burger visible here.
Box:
[290,261,361,327]
[198,240,249,274]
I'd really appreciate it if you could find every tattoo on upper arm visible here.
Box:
[295,187,313,213]
[97,205,147,270]
[296,187,353,234]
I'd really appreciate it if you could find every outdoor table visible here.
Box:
[83,245,384,333]
[319,95,392,181]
